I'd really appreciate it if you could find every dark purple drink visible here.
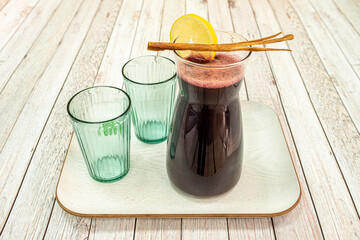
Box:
[167,52,247,197]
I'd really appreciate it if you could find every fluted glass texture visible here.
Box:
[67,86,131,183]
[122,56,176,144]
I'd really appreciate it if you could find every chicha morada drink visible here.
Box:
[166,14,249,197]
[167,52,246,197]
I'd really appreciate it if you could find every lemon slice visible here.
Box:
[170,14,217,61]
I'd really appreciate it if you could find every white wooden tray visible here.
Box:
[56,101,301,217]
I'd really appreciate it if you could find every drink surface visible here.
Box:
[177,52,245,89]
[167,52,244,197]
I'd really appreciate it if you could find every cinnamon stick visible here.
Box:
[147,34,294,52]
[237,47,291,52]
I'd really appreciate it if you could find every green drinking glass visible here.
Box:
[122,55,176,144]
[67,86,131,183]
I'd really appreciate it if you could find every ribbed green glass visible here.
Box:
[67,86,131,183]
[122,56,176,144]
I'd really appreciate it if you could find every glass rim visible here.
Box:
[174,30,252,68]
[67,85,131,124]
[122,55,177,86]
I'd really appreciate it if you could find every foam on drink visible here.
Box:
[177,52,245,89]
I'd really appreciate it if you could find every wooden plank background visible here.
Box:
[0,0,359,239]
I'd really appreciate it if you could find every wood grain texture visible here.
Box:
[95,0,143,87]
[0,0,101,238]
[0,0,358,238]
[185,0,207,20]
[228,218,275,240]
[306,0,360,77]
[157,0,185,60]
[0,0,83,151]
[44,203,91,240]
[0,0,39,51]
[0,0,123,239]
[89,218,134,240]
[0,0,62,91]
[156,0,185,97]
[0,0,11,11]
[331,0,360,33]
[134,219,181,240]
[130,0,164,58]
[182,218,228,240]
[208,0,233,32]
[288,0,360,132]
[249,0,360,239]
[270,0,360,218]
[230,0,323,239]
[0,0,84,232]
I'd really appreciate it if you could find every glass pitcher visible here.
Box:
[166,30,251,197]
